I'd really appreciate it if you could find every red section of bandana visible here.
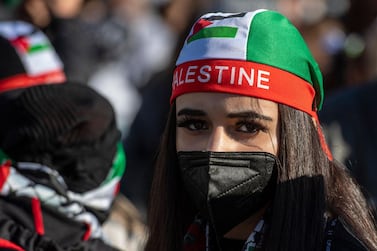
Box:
[192,19,212,34]
[11,36,30,53]
[0,70,66,94]
[171,59,317,117]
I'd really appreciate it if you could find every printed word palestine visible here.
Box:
[173,65,270,89]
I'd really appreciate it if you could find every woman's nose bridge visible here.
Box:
[206,126,230,151]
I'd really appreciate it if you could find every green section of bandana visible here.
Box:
[188,26,238,44]
[246,11,324,109]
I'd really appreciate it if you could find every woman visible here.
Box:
[146,9,377,251]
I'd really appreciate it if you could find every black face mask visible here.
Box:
[178,151,278,237]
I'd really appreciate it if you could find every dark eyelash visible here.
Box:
[236,119,268,132]
[176,116,204,127]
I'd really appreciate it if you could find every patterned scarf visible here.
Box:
[0,147,125,240]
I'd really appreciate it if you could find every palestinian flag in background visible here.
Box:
[0,21,65,93]
[10,30,61,76]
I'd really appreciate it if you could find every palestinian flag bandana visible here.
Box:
[0,21,66,93]
[171,9,332,159]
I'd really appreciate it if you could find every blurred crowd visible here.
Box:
[0,0,376,250]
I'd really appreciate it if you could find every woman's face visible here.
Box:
[176,92,279,154]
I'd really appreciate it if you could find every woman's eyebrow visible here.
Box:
[177,108,207,116]
[227,111,273,121]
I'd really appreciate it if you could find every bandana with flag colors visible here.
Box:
[0,21,65,93]
[171,9,324,116]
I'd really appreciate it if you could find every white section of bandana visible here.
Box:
[0,21,63,76]
[19,32,63,76]
[176,9,267,65]
[21,47,63,76]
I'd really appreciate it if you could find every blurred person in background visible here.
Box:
[0,20,146,251]
[0,84,124,251]
[319,10,377,215]
[1,0,171,232]
[4,0,177,138]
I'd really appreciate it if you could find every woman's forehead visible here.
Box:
[176,92,278,113]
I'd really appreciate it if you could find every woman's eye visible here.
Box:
[177,119,208,131]
[236,121,265,134]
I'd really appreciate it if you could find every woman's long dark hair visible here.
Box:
[145,103,377,251]
[267,104,377,250]
[145,104,195,251]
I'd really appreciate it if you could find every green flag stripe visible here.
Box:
[103,142,126,184]
[28,44,50,53]
[246,11,324,108]
[188,26,238,44]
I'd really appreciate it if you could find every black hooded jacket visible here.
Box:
[0,195,119,251]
